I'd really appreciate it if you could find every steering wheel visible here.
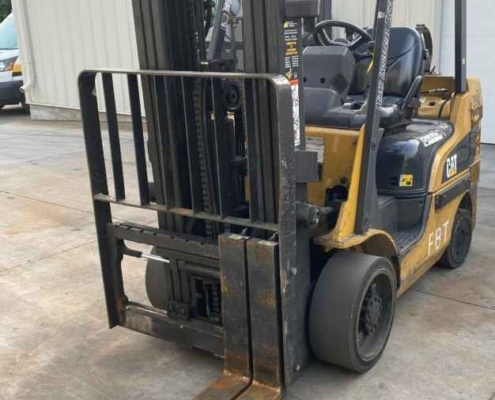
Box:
[314,20,373,51]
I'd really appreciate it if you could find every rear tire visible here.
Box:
[309,252,397,373]
[145,247,172,310]
[438,209,473,269]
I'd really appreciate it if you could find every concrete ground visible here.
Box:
[1,104,495,400]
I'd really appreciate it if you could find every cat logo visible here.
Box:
[400,174,414,187]
[446,154,458,179]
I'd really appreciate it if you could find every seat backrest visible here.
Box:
[303,46,356,101]
[348,27,425,99]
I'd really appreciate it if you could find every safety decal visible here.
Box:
[400,174,414,187]
[419,131,445,147]
[283,20,301,147]
[306,137,325,164]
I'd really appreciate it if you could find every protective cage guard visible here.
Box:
[79,69,305,399]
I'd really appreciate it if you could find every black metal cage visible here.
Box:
[79,68,309,395]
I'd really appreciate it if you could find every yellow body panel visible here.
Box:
[398,174,469,293]
[307,76,482,293]
[307,125,366,243]
[418,76,456,120]
[306,127,361,207]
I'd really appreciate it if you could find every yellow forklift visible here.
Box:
[79,0,481,398]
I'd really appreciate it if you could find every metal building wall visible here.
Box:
[332,0,438,28]
[332,0,443,67]
[11,0,443,119]
[12,0,139,116]
[439,0,495,144]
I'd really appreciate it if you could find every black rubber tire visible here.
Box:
[438,209,473,269]
[309,252,397,373]
[145,247,172,310]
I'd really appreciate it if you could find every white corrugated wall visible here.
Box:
[333,0,438,28]
[11,0,443,118]
[439,0,494,143]
[332,0,443,68]
[11,0,139,115]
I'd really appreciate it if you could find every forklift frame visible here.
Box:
[79,68,299,398]
[78,0,392,397]
[79,0,471,398]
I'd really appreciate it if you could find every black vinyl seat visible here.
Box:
[348,27,425,106]
[305,27,426,129]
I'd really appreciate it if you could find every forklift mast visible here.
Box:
[79,0,321,398]
[130,0,321,390]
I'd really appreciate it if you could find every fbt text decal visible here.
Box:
[428,221,451,256]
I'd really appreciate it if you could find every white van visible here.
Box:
[0,14,25,110]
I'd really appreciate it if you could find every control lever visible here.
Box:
[402,75,424,113]
[122,245,171,264]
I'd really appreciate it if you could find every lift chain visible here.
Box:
[189,0,218,238]
[193,79,217,238]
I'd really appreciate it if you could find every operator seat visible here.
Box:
[348,27,425,107]
[305,26,426,130]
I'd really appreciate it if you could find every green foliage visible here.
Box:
[0,0,12,23]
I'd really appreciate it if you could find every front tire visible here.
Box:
[438,209,473,269]
[309,252,397,373]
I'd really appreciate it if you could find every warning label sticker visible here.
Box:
[284,21,300,80]
[400,174,414,187]
[306,137,325,164]
[291,82,300,147]
[284,21,301,147]
[419,131,445,147]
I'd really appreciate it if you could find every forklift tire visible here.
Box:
[438,209,473,269]
[309,252,397,373]
[145,247,171,310]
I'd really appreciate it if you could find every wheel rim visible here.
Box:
[452,221,471,263]
[356,272,394,361]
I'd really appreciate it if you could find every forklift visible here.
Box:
[79,0,482,398]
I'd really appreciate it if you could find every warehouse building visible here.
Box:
[10,0,494,144]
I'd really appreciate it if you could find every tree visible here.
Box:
[0,0,12,23]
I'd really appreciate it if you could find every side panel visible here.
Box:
[429,78,483,193]
[312,78,482,293]
[418,76,456,120]
[306,126,361,207]
[307,125,366,243]
[398,179,466,292]
[399,79,482,291]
